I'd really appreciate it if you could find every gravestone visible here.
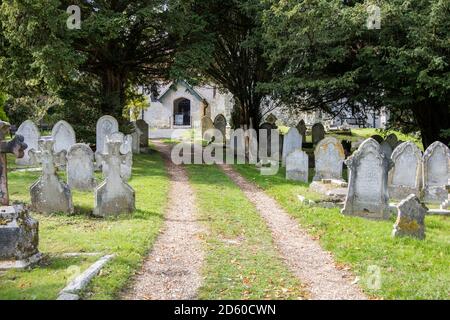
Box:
[94,141,135,218]
[388,142,422,199]
[67,143,96,191]
[135,119,149,148]
[342,138,392,219]
[259,122,279,159]
[380,141,393,159]
[214,114,227,144]
[392,194,427,240]
[201,116,214,141]
[282,128,302,166]
[296,120,307,142]
[131,124,142,154]
[265,114,277,125]
[422,141,450,203]
[385,133,398,149]
[104,132,133,181]
[0,121,41,269]
[286,149,309,182]
[313,137,345,181]
[312,123,325,144]
[96,115,118,154]
[15,120,40,166]
[51,120,76,153]
[370,135,384,144]
[29,139,74,214]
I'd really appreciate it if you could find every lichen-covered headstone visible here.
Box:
[135,119,149,148]
[312,123,325,144]
[388,142,422,199]
[342,138,392,219]
[51,120,76,153]
[15,120,40,166]
[392,194,427,239]
[29,139,74,214]
[214,114,227,144]
[422,141,450,203]
[296,120,307,142]
[286,149,309,182]
[96,115,118,154]
[67,143,96,191]
[282,128,302,166]
[313,137,345,181]
[131,124,142,154]
[94,141,135,218]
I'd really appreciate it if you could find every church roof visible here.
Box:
[157,80,205,102]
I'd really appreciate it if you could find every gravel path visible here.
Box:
[220,164,367,300]
[122,141,205,300]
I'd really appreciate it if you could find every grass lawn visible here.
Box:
[186,164,308,299]
[0,151,169,300]
[234,164,450,300]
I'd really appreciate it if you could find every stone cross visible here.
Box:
[94,141,135,217]
[0,121,27,205]
[29,138,74,214]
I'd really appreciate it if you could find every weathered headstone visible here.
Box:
[342,138,392,219]
[29,139,74,214]
[422,141,450,203]
[51,120,76,153]
[214,114,227,144]
[259,122,279,159]
[388,142,422,199]
[201,116,214,141]
[265,113,277,125]
[131,124,142,154]
[312,123,325,144]
[296,120,307,142]
[104,132,133,181]
[135,119,149,149]
[370,135,384,144]
[96,115,118,154]
[67,143,96,191]
[385,133,398,149]
[282,128,302,166]
[0,121,41,269]
[15,120,40,166]
[94,141,135,218]
[313,137,345,181]
[392,194,427,240]
[380,140,393,159]
[286,149,309,182]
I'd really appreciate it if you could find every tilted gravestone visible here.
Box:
[135,119,149,148]
[296,120,307,143]
[94,141,135,218]
[392,194,427,240]
[422,141,450,203]
[311,123,325,144]
[286,149,309,182]
[385,133,398,149]
[313,137,345,181]
[51,120,76,153]
[282,127,302,166]
[0,121,40,269]
[380,140,393,159]
[388,142,422,200]
[342,138,392,219]
[29,138,74,214]
[96,115,118,154]
[67,143,96,191]
[213,114,227,144]
[15,120,40,166]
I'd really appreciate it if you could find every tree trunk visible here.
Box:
[101,69,127,125]
[412,101,450,149]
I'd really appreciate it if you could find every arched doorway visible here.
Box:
[173,98,191,126]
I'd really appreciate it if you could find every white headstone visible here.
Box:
[96,116,118,154]
[313,137,345,181]
[286,149,309,182]
[388,142,422,199]
[51,120,76,153]
[282,128,302,166]
[67,143,96,191]
[342,138,392,219]
[15,120,40,166]
[422,141,450,203]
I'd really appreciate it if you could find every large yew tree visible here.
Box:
[263,0,450,148]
